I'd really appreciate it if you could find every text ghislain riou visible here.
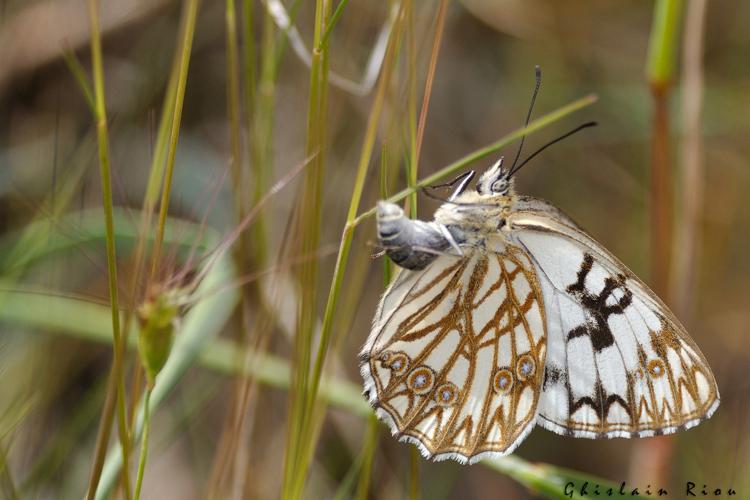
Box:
[564,481,737,497]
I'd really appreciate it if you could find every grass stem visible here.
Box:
[671,0,707,321]
[630,0,685,488]
[149,0,201,281]
[133,388,152,500]
[352,94,598,225]
[283,0,333,496]
[414,0,448,164]
[406,0,417,218]
[408,448,420,500]
[83,1,129,497]
[288,7,406,497]
[354,415,380,500]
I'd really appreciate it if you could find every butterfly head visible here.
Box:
[476,157,514,197]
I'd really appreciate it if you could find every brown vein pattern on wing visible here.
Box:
[369,247,547,459]
[469,248,546,454]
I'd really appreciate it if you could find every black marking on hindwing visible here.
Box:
[568,380,633,422]
[565,253,633,352]
[543,364,563,389]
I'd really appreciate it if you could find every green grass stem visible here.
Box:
[290,6,405,497]
[150,0,200,280]
[0,443,19,500]
[83,0,130,496]
[352,94,598,226]
[646,0,684,88]
[406,0,418,219]
[354,415,380,500]
[405,3,419,493]
[630,0,685,488]
[61,50,96,115]
[132,388,152,500]
[248,1,277,269]
[226,0,244,205]
[241,0,257,121]
[283,0,334,496]
[415,0,448,162]
[350,146,392,500]
[319,0,351,50]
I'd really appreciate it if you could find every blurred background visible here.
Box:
[0,0,748,499]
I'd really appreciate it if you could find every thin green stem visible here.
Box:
[0,442,19,500]
[272,0,304,78]
[646,0,684,88]
[645,0,684,299]
[84,0,130,497]
[405,6,420,495]
[133,388,152,500]
[61,50,96,115]
[248,0,277,268]
[226,0,244,201]
[409,448,420,500]
[672,0,707,320]
[121,32,180,438]
[380,144,393,286]
[241,0,257,122]
[415,0,448,163]
[352,94,599,226]
[294,8,405,494]
[283,0,333,496]
[150,0,200,281]
[630,0,685,489]
[354,415,379,500]
[319,0,351,50]
[406,0,418,218]
[200,1,254,494]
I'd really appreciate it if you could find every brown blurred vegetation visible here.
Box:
[0,1,748,499]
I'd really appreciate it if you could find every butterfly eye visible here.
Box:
[491,179,508,193]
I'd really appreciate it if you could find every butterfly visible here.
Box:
[359,98,719,464]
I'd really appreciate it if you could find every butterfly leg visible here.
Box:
[377,201,464,270]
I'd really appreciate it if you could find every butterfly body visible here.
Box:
[362,165,719,464]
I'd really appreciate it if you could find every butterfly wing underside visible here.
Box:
[508,207,719,438]
[361,244,547,463]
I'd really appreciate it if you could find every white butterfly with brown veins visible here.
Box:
[360,76,719,465]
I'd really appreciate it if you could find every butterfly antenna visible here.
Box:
[507,121,598,178]
[509,65,543,173]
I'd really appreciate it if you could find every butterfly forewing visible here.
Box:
[508,207,719,438]
[361,242,547,463]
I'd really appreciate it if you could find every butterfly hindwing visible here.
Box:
[508,203,719,438]
[361,244,547,463]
